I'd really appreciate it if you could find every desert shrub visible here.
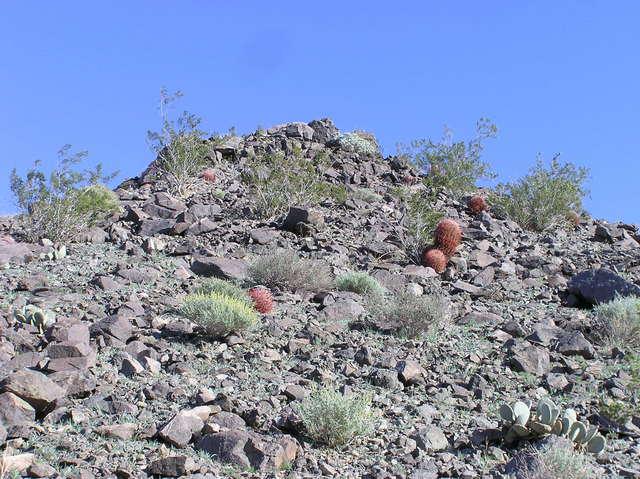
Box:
[374,292,450,338]
[297,387,374,448]
[351,188,382,203]
[397,118,497,198]
[193,278,249,303]
[520,441,595,479]
[147,89,221,198]
[592,295,640,350]
[76,184,122,221]
[10,145,118,242]
[329,131,379,155]
[179,292,258,337]
[242,148,346,219]
[490,155,590,231]
[599,352,640,424]
[335,272,385,297]
[248,251,333,291]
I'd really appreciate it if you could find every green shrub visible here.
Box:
[179,292,258,337]
[242,148,345,219]
[335,272,385,297]
[10,145,118,242]
[490,155,590,231]
[193,278,249,303]
[592,295,640,350]
[329,131,379,155]
[248,251,333,291]
[147,89,221,198]
[351,188,382,203]
[76,184,122,221]
[297,387,374,447]
[397,118,497,198]
[374,292,450,339]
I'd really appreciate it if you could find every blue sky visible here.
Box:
[1,1,639,223]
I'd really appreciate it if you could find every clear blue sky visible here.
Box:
[1,1,639,223]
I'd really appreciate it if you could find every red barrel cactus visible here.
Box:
[468,196,487,215]
[202,169,217,183]
[421,247,447,273]
[248,288,273,314]
[434,219,461,257]
[567,211,581,227]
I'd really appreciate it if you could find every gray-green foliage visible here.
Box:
[248,251,333,292]
[147,89,220,198]
[10,145,118,242]
[397,118,497,198]
[242,148,346,219]
[329,131,379,155]
[593,295,640,350]
[374,291,450,339]
[193,278,249,303]
[335,272,385,297]
[179,292,258,337]
[490,155,590,232]
[297,387,374,447]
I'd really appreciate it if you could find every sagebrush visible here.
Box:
[248,251,333,291]
[297,387,374,447]
[373,291,450,338]
[592,295,640,350]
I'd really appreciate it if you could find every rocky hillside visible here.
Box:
[1,119,639,479]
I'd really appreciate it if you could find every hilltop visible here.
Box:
[0,119,639,479]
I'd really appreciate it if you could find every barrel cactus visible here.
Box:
[421,247,447,273]
[434,219,461,257]
[468,195,487,215]
[248,288,273,314]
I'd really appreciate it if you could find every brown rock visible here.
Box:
[0,369,65,413]
[0,392,36,425]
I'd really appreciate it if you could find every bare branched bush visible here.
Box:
[147,89,220,198]
[248,250,333,291]
[242,148,346,219]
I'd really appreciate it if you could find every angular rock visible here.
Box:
[0,392,36,425]
[191,256,248,281]
[158,412,205,448]
[90,316,133,343]
[414,426,449,451]
[147,456,197,477]
[0,369,65,413]
[96,423,137,440]
[282,207,325,233]
[556,331,596,359]
[567,268,640,305]
[510,344,551,376]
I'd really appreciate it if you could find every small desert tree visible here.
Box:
[491,155,590,231]
[10,145,118,242]
[398,118,497,198]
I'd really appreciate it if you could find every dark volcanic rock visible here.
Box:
[567,268,640,305]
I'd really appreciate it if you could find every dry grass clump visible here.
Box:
[373,292,450,339]
[297,387,374,448]
[248,251,332,291]
[592,295,640,350]
[520,441,595,479]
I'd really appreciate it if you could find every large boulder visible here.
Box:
[567,268,640,305]
[0,369,65,413]
[190,256,248,281]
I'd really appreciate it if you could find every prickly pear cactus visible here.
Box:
[13,305,56,333]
